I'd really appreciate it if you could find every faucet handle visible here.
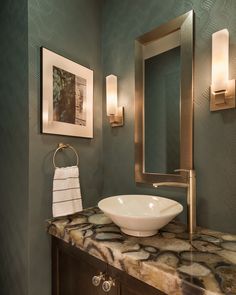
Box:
[174,169,195,178]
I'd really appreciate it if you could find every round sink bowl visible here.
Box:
[98,195,183,237]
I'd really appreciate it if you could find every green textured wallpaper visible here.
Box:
[0,1,29,295]
[1,1,103,294]
[1,1,236,295]
[28,1,103,294]
[102,0,236,234]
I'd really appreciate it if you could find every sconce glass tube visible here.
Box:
[212,29,229,94]
[210,28,235,111]
[106,74,124,127]
[106,75,117,115]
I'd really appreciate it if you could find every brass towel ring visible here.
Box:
[53,143,79,168]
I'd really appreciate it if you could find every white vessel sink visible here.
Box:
[98,195,183,237]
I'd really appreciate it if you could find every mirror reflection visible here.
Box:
[144,42,180,174]
[135,10,194,185]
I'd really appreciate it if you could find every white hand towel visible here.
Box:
[52,166,83,217]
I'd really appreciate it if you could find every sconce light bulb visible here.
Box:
[106,75,117,115]
[210,28,235,111]
[212,29,229,93]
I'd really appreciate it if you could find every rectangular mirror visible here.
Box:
[135,10,194,185]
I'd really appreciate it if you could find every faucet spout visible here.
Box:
[153,170,196,234]
[153,182,188,188]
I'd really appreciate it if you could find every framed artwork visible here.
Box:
[41,47,93,138]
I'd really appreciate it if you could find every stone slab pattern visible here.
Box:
[47,207,236,295]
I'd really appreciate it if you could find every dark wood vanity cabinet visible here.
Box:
[52,237,166,295]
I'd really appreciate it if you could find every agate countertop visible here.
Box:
[47,207,236,295]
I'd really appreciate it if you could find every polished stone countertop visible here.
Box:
[47,207,236,295]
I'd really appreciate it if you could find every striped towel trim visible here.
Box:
[52,166,82,217]
[53,187,80,192]
[53,198,81,204]
[53,176,79,181]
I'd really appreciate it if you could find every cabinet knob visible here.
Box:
[92,272,105,287]
[102,277,115,292]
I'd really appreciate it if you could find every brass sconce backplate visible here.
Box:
[210,80,235,111]
[109,107,124,127]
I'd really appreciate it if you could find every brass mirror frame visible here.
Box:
[135,10,194,185]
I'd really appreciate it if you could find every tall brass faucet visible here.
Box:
[153,169,196,234]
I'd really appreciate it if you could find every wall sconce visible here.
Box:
[210,29,235,111]
[106,74,124,127]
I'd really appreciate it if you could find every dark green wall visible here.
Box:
[102,0,236,234]
[0,1,29,295]
[1,1,236,294]
[0,1,103,294]
[28,1,103,295]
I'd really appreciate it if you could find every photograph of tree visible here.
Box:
[53,66,87,126]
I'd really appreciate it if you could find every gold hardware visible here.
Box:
[210,80,235,111]
[92,272,105,287]
[153,169,196,234]
[58,143,68,149]
[102,277,115,292]
[108,106,124,127]
[53,143,79,168]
